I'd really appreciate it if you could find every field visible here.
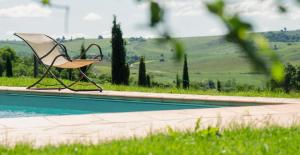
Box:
[2,30,300,87]
[1,126,299,155]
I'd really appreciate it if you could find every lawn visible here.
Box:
[1,126,299,154]
[0,77,300,98]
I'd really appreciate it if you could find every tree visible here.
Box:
[217,80,221,92]
[111,15,129,85]
[146,74,151,87]
[68,69,74,81]
[124,63,130,85]
[0,47,16,78]
[296,66,300,90]
[208,80,216,89]
[138,56,147,86]
[283,63,296,93]
[0,61,3,77]
[176,74,180,89]
[182,54,189,89]
[5,56,13,77]
[33,54,39,78]
[98,35,104,39]
[79,43,88,81]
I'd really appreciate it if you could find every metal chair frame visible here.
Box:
[15,33,104,92]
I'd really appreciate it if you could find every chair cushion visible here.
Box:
[55,59,98,68]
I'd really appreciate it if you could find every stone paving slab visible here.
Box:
[0,86,299,146]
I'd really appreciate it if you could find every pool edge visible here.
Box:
[0,86,298,105]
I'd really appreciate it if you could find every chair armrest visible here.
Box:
[77,43,104,61]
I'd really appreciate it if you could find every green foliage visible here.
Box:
[149,1,164,27]
[79,43,88,81]
[283,63,296,93]
[1,77,300,98]
[208,80,216,89]
[146,74,151,87]
[5,57,13,77]
[0,47,16,77]
[296,66,300,90]
[1,126,300,154]
[33,54,39,78]
[124,63,130,85]
[269,63,300,93]
[0,61,3,77]
[138,56,147,86]
[0,47,17,62]
[41,0,50,5]
[206,0,284,82]
[217,80,221,92]
[111,15,129,85]
[182,54,189,89]
[67,69,74,81]
[176,74,180,89]
[172,40,184,61]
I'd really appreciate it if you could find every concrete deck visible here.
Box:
[0,86,299,146]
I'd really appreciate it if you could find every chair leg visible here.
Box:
[47,70,79,91]
[78,69,103,92]
[28,65,103,92]
[49,69,103,92]
[27,66,52,89]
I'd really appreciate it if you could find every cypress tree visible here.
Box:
[138,56,147,86]
[182,54,189,89]
[79,44,88,81]
[176,74,180,89]
[0,62,3,77]
[111,15,129,85]
[217,80,221,92]
[33,54,39,78]
[146,74,151,87]
[6,56,13,77]
[124,63,130,85]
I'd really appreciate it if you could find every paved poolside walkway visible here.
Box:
[0,86,299,146]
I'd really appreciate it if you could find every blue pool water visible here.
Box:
[0,92,255,118]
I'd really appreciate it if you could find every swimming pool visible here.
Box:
[0,92,256,118]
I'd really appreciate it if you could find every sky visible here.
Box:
[0,0,300,40]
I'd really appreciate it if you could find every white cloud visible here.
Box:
[158,0,205,17]
[83,12,102,21]
[0,3,52,18]
[226,0,279,19]
[226,0,300,20]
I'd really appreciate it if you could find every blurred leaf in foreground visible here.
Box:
[41,0,50,5]
[206,0,284,82]
[150,1,164,27]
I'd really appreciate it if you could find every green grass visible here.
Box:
[0,77,299,98]
[1,126,300,154]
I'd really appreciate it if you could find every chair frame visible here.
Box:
[15,33,104,92]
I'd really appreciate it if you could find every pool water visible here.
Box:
[0,92,255,118]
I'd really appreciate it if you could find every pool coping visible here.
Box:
[0,86,299,146]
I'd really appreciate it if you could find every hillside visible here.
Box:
[1,30,300,86]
